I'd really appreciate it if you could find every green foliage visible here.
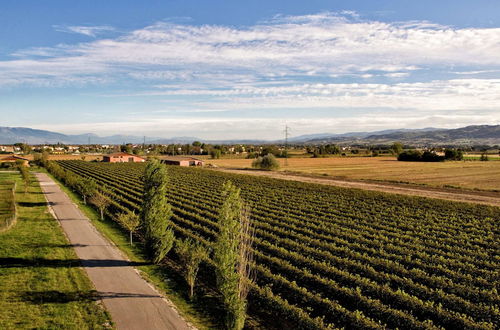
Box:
[398,150,445,162]
[210,149,221,159]
[175,238,209,299]
[116,211,141,245]
[480,153,489,161]
[17,165,31,193]
[444,148,464,160]
[391,142,404,155]
[252,154,280,170]
[213,181,248,330]
[76,178,97,205]
[89,191,110,221]
[142,159,175,264]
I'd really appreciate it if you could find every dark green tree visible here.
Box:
[141,159,175,264]
[213,181,254,330]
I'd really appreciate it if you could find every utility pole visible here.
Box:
[283,124,291,167]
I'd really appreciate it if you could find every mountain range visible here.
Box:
[0,125,499,146]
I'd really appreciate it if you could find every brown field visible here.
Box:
[207,156,500,191]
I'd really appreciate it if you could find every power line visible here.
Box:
[283,124,291,167]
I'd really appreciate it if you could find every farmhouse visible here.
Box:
[102,152,146,163]
[161,157,204,167]
[0,155,30,167]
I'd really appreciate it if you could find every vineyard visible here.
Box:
[54,160,499,329]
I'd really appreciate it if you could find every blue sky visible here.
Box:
[1,0,499,139]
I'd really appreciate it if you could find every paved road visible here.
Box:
[218,169,500,207]
[35,173,191,330]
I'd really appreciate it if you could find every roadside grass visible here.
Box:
[40,168,220,330]
[0,172,112,329]
[0,178,16,231]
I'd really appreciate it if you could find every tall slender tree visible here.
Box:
[213,181,254,330]
[141,159,175,264]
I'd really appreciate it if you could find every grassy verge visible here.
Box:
[39,168,218,329]
[0,172,112,329]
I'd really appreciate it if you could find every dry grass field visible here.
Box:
[207,156,500,191]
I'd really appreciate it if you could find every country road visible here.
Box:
[34,173,192,330]
[217,169,500,207]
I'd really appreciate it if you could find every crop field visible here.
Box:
[207,156,500,191]
[56,160,499,329]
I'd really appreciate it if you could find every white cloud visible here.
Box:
[53,25,115,37]
[1,11,500,135]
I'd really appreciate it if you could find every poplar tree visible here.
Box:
[142,159,175,264]
[213,181,254,330]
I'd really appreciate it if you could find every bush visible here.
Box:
[444,149,463,161]
[252,154,280,170]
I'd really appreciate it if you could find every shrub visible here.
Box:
[252,154,280,170]
[444,149,464,161]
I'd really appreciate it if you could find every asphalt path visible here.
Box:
[35,173,191,330]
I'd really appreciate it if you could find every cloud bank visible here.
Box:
[1,12,499,137]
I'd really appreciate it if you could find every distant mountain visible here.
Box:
[360,125,500,145]
[288,127,442,143]
[0,127,166,145]
[0,125,498,146]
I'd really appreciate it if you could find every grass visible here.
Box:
[40,169,220,330]
[207,156,500,191]
[0,172,112,329]
[0,179,16,231]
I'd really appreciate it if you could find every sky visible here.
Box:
[1,0,500,140]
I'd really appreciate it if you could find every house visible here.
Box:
[102,152,146,163]
[0,155,30,167]
[161,157,204,167]
[0,146,14,153]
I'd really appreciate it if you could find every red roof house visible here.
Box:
[102,152,145,163]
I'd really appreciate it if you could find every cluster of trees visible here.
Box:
[306,144,341,157]
[398,148,464,162]
[141,160,255,329]
[45,159,255,329]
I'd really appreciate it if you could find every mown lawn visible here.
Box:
[0,172,112,329]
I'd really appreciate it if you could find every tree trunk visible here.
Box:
[83,195,86,205]
[130,231,133,246]
[100,209,104,220]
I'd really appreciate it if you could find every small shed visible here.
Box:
[162,157,204,167]
[102,152,145,163]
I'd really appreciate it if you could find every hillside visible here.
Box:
[1,125,499,146]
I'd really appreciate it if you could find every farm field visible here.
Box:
[55,160,500,329]
[206,156,500,191]
[0,172,111,328]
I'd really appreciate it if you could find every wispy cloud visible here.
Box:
[53,25,115,37]
[1,11,500,137]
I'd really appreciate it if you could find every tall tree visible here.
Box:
[141,159,175,264]
[175,238,209,299]
[213,181,254,330]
